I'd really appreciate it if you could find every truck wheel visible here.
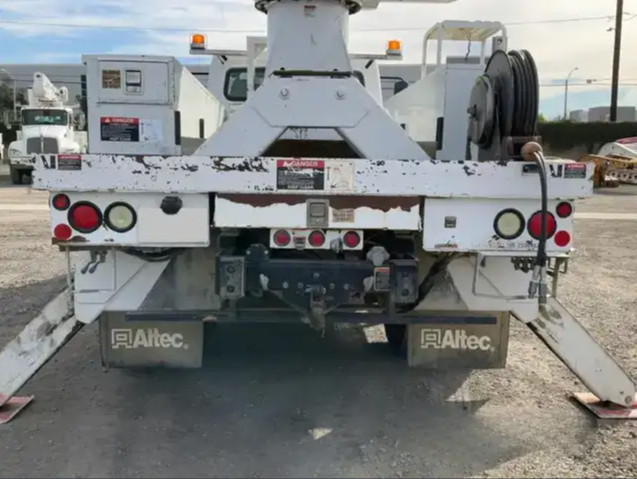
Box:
[23,170,33,185]
[384,324,406,352]
[9,166,21,185]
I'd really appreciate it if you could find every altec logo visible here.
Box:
[420,329,493,351]
[111,329,189,350]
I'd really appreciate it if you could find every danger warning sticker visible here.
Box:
[101,117,140,142]
[276,159,325,190]
[564,163,587,179]
[57,155,82,171]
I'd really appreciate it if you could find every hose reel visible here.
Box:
[468,49,540,162]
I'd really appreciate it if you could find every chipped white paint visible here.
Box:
[215,197,420,230]
[32,155,594,200]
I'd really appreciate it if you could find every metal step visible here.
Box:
[527,297,636,408]
[0,290,82,422]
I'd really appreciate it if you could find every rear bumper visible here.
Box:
[9,157,33,170]
[217,245,420,314]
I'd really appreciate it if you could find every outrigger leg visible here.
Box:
[523,297,637,419]
[0,289,82,424]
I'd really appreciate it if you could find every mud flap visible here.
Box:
[407,312,510,369]
[100,313,204,369]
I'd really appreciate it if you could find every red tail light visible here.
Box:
[344,231,361,248]
[308,230,326,247]
[68,202,102,233]
[554,230,571,247]
[528,212,557,240]
[53,224,72,241]
[273,229,291,247]
[556,202,573,218]
[52,194,70,211]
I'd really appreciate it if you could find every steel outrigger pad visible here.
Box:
[573,393,637,420]
[0,395,35,425]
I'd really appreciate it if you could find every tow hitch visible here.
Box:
[217,244,420,331]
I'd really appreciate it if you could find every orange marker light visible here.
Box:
[386,39,403,56]
[190,33,207,49]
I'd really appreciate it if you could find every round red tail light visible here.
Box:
[556,202,573,218]
[554,230,571,247]
[344,231,361,248]
[273,229,291,247]
[52,194,70,211]
[528,212,557,240]
[53,224,73,241]
[308,230,326,247]
[68,202,102,233]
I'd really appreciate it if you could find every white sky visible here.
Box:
[1,0,636,113]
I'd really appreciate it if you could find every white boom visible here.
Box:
[29,72,69,108]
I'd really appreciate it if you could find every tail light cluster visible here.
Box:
[51,194,137,241]
[493,201,573,248]
[271,229,363,250]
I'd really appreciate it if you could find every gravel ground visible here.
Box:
[0,182,635,479]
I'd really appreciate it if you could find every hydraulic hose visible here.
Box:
[522,142,549,305]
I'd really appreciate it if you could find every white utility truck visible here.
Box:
[7,72,87,185]
[0,0,635,423]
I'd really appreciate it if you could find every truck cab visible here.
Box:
[7,73,87,184]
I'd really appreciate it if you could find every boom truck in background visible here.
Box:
[7,72,87,185]
[0,0,636,424]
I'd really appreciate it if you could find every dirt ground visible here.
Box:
[0,183,635,479]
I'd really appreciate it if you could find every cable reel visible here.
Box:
[468,49,540,161]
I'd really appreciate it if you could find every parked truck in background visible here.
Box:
[7,72,87,185]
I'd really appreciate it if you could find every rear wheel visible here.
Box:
[384,324,406,351]
[9,166,21,185]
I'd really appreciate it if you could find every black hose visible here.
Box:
[533,152,549,268]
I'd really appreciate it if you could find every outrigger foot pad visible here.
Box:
[573,392,637,420]
[0,395,35,425]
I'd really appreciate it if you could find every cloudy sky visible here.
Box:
[0,0,636,118]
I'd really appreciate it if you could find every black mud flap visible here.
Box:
[100,313,204,369]
[407,312,510,369]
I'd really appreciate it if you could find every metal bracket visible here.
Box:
[80,250,107,275]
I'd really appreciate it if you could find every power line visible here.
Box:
[0,14,625,34]
[540,83,637,87]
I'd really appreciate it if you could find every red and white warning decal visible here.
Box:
[564,163,587,179]
[276,159,325,190]
[100,117,140,142]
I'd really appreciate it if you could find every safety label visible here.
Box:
[101,117,140,142]
[332,208,355,223]
[57,155,82,171]
[276,159,325,190]
[564,163,587,179]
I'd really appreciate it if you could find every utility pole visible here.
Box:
[564,67,578,120]
[610,0,623,122]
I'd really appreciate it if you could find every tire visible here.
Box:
[9,165,21,185]
[384,324,407,352]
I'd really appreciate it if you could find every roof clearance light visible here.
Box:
[386,40,403,56]
[190,33,207,50]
